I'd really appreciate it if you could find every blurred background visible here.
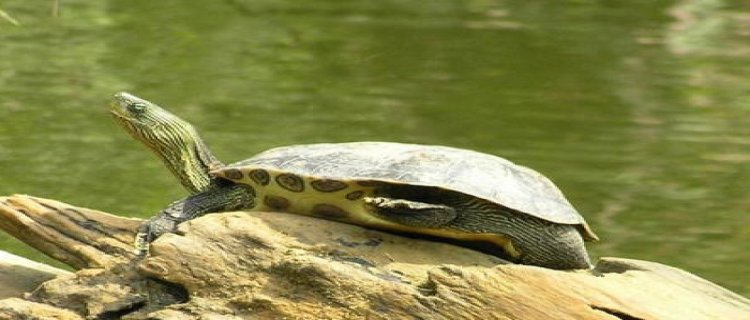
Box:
[0,0,748,295]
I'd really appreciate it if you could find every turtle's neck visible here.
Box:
[110,92,224,194]
[156,127,224,193]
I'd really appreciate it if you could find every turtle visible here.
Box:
[110,92,599,270]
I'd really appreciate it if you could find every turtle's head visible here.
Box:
[109,92,223,193]
[109,92,197,151]
[110,92,168,126]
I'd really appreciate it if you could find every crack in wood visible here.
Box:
[591,305,644,320]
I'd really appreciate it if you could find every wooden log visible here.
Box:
[0,194,748,319]
[0,250,70,299]
[0,195,141,269]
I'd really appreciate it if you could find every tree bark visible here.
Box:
[0,194,748,320]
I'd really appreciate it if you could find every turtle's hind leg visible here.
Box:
[508,221,592,270]
[372,184,594,270]
[447,196,593,270]
[364,197,458,228]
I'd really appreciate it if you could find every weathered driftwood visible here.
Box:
[0,195,748,320]
[0,250,70,299]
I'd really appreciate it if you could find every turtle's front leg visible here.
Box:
[133,201,186,257]
[134,184,256,257]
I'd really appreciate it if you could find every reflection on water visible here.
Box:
[1,0,749,295]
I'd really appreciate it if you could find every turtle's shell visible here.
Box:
[221,142,595,234]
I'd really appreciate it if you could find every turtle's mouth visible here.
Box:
[108,102,143,132]
[109,106,136,122]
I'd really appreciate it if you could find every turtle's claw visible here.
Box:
[133,213,183,257]
[133,222,152,257]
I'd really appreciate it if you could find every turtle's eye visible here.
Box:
[128,103,147,114]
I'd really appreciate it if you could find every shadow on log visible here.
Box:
[0,194,748,319]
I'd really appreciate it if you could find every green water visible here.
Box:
[1,0,749,296]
